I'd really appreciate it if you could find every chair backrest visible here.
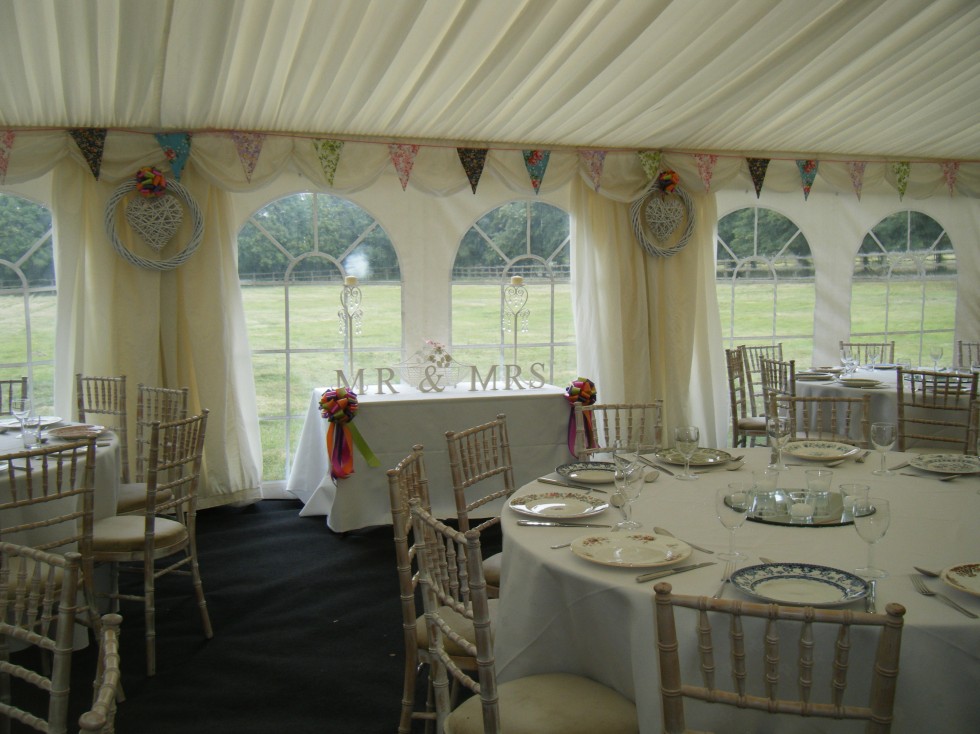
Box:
[771,394,872,448]
[142,410,209,532]
[445,413,515,534]
[410,498,495,734]
[0,542,82,734]
[741,344,782,416]
[839,340,896,365]
[653,582,906,734]
[895,368,978,452]
[76,374,130,483]
[957,340,980,369]
[759,356,796,417]
[135,383,189,482]
[573,402,664,459]
[0,376,28,416]
[725,348,763,447]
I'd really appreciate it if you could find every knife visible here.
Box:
[517,520,611,528]
[637,455,675,476]
[888,460,910,471]
[635,561,717,583]
[536,476,608,494]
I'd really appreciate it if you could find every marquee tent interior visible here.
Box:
[1,0,978,506]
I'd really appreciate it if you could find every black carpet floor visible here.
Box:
[17,499,501,734]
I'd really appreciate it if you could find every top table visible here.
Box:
[495,447,980,733]
[285,385,574,532]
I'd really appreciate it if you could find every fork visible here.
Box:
[712,561,734,599]
[909,574,978,618]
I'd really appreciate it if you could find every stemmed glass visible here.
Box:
[866,345,881,371]
[870,422,896,476]
[673,426,699,481]
[766,416,791,471]
[839,347,858,376]
[929,346,944,372]
[716,484,751,561]
[11,397,31,438]
[611,441,644,530]
[853,497,890,579]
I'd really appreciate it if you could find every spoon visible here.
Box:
[653,526,714,554]
[644,469,659,482]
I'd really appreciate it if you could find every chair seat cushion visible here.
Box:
[114,482,173,515]
[482,551,502,586]
[416,599,498,658]
[445,672,637,734]
[92,515,187,554]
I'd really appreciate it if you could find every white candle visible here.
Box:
[344,275,358,286]
[510,276,524,286]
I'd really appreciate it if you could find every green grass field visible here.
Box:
[0,277,958,481]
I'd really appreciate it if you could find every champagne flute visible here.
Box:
[11,397,31,437]
[866,345,880,371]
[673,426,699,481]
[929,346,943,372]
[766,416,791,471]
[716,484,751,561]
[853,497,890,579]
[870,422,896,476]
[611,441,644,530]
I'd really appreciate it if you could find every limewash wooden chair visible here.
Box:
[76,374,130,483]
[740,343,783,418]
[0,376,27,416]
[895,368,978,453]
[573,401,664,459]
[726,348,766,448]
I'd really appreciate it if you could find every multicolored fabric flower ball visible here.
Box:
[319,387,359,424]
[657,169,680,194]
[565,377,597,407]
[134,166,167,197]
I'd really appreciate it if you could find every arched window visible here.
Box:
[451,201,574,387]
[238,193,400,481]
[850,211,955,365]
[716,207,814,364]
[0,193,56,412]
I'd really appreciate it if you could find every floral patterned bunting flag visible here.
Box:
[0,130,14,184]
[230,131,266,182]
[155,132,192,181]
[694,153,718,192]
[747,157,770,198]
[847,161,866,200]
[637,150,662,181]
[891,161,911,200]
[313,139,345,186]
[522,149,550,193]
[389,143,419,190]
[940,161,959,196]
[69,128,108,180]
[457,148,488,193]
[796,159,819,200]
[579,150,607,191]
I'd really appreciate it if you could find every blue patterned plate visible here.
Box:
[908,454,980,475]
[730,563,868,606]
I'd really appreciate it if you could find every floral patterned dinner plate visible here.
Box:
[655,447,733,466]
[570,532,692,568]
[908,454,980,475]
[940,563,980,597]
[730,563,868,606]
[556,461,617,484]
[47,424,106,439]
[783,441,860,461]
[508,491,609,519]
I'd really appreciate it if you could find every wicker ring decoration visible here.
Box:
[104,177,204,271]
[629,171,696,258]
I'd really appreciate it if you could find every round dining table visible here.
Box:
[495,446,980,734]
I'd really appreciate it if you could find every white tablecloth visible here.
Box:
[285,385,573,532]
[496,447,980,734]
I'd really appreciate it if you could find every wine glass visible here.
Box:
[11,397,31,437]
[716,484,751,561]
[866,345,881,371]
[611,441,644,530]
[853,497,890,579]
[673,426,699,481]
[929,346,944,372]
[870,422,896,476]
[766,416,791,471]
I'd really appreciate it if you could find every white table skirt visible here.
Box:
[495,447,980,734]
[285,385,574,532]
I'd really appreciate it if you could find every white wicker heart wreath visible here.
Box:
[629,170,696,258]
[104,170,204,271]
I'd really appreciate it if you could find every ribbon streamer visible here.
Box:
[319,386,379,480]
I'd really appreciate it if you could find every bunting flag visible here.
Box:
[230,131,266,182]
[155,132,192,181]
[522,149,550,193]
[313,139,345,186]
[0,130,14,184]
[796,159,819,200]
[747,157,770,198]
[579,150,607,191]
[388,143,419,190]
[940,161,959,196]
[457,147,488,193]
[693,153,718,192]
[847,161,867,200]
[69,128,108,180]
[891,161,911,200]
[637,150,662,181]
